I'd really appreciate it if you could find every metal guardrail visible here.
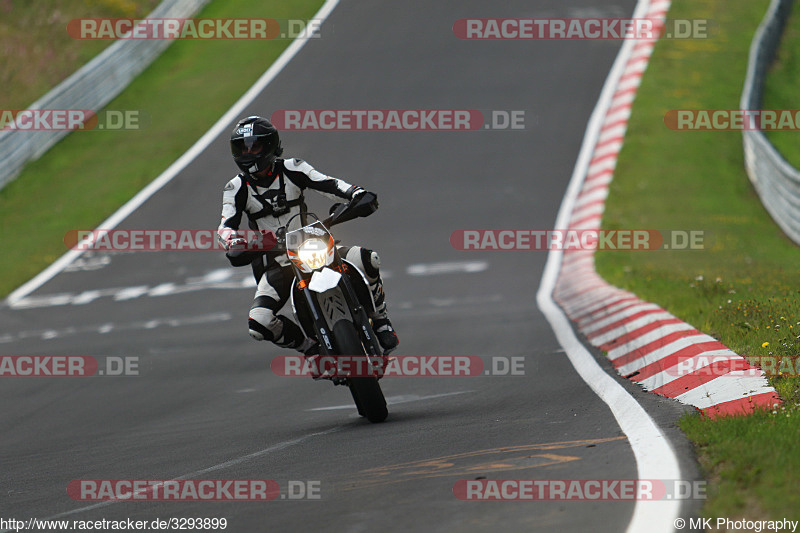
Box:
[0,0,211,190]
[741,0,800,244]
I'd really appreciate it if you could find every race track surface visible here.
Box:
[1,1,699,531]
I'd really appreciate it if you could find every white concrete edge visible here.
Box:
[536,0,683,531]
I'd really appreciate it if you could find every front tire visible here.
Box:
[333,320,388,423]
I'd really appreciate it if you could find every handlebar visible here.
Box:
[225,192,378,267]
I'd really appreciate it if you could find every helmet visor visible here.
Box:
[231,135,271,158]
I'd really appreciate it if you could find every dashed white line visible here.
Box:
[0,313,232,344]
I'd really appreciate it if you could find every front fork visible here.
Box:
[291,254,388,377]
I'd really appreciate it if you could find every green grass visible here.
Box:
[0,0,160,110]
[0,0,324,297]
[763,3,800,168]
[595,0,800,519]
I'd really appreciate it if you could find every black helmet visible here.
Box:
[230,116,283,174]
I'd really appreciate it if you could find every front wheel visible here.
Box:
[333,320,388,423]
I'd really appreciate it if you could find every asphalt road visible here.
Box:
[1,1,699,531]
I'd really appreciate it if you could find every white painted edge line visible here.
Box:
[5,0,341,307]
[536,0,682,531]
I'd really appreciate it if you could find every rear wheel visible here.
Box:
[333,320,388,423]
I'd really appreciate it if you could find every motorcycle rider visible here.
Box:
[217,115,398,355]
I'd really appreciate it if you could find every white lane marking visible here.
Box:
[536,1,682,531]
[43,426,343,521]
[0,313,232,344]
[5,266,489,310]
[6,274,255,309]
[114,286,150,301]
[148,283,177,296]
[308,390,472,411]
[406,261,488,276]
[71,290,103,305]
[5,0,341,307]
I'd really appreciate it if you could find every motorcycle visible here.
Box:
[227,192,390,423]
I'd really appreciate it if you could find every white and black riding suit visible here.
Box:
[217,157,395,352]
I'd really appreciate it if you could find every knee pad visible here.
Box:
[248,307,281,341]
[360,248,381,279]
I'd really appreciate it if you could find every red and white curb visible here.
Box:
[552,0,781,418]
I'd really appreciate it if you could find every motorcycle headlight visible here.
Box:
[297,239,329,270]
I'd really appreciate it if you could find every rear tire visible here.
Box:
[333,320,388,423]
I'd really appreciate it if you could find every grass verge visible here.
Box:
[0,0,160,110]
[595,0,800,520]
[0,0,323,298]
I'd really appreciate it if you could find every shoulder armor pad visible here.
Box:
[223,175,243,191]
[284,157,312,172]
